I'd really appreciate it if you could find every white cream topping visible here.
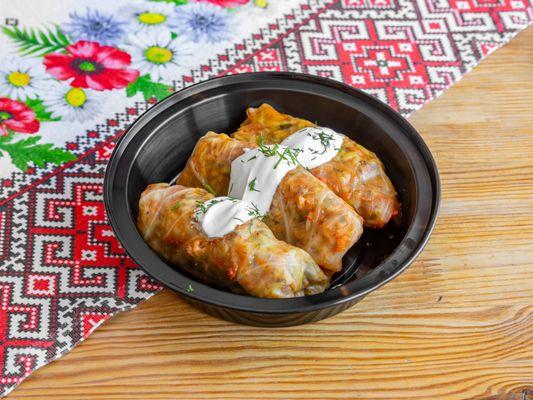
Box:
[228,144,300,216]
[197,126,344,238]
[281,127,344,169]
[194,197,256,238]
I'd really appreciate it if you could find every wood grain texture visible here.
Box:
[8,28,533,400]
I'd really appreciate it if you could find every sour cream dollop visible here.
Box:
[281,127,344,169]
[195,197,255,238]
[197,126,344,238]
[228,143,300,216]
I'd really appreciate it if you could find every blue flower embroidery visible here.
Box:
[173,2,233,44]
[63,9,128,46]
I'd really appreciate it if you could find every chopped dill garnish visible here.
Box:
[247,202,262,218]
[308,147,318,161]
[248,177,260,192]
[258,133,266,146]
[247,155,258,162]
[273,148,288,169]
[202,182,217,196]
[307,129,336,157]
[233,217,245,223]
[257,134,279,157]
[273,147,301,169]
[257,134,301,169]
[186,284,194,293]
[193,198,224,221]
[246,202,268,222]
[195,200,209,214]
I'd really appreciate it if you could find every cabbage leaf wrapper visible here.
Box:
[233,104,400,228]
[138,184,329,298]
[177,133,363,274]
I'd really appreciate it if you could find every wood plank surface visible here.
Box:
[8,27,533,400]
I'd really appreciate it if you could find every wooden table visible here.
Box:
[9,28,532,400]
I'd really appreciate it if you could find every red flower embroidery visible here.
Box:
[44,41,139,91]
[0,98,40,136]
[198,0,250,7]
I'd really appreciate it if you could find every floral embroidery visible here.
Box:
[254,0,268,8]
[42,81,103,122]
[173,2,234,43]
[0,98,39,136]
[0,0,263,175]
[199,0,251,7]
[43,41,140,91]
[2,25,72,57]
[0,97,75,170]
[122,3,181,33]
[0,58,50,100]
[126,30,193,82]
[63,9,128,46]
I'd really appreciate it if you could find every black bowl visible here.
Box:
[104,72,440,327]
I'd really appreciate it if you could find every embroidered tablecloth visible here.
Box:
[0,0,531,396]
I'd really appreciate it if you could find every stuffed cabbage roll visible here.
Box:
[177,132,247,196]
[176,133,363,274]
[233,104,400,228]
[234,103,313,144]
[137,183,328,298]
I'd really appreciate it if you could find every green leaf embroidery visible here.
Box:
[0,133,76,171]
[126,75,173,101]
[2,25,72,56]
[148,0,188,4]
[25,98,60,122]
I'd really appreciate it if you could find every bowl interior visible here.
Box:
[106,73,438,313]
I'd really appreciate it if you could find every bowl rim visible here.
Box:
[104,71,441,315]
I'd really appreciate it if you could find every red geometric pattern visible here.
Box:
[0,0,531,396]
